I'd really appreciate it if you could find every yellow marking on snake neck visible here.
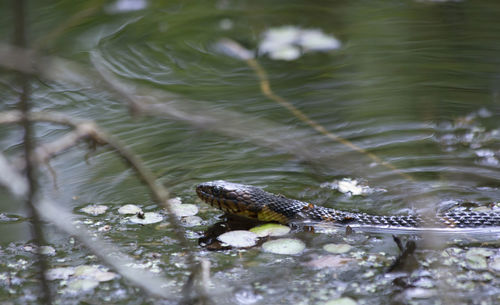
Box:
[257,206,288,224]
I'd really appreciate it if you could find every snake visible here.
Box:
[196,180,500,232]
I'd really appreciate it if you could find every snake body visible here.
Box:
[196,180,500,230]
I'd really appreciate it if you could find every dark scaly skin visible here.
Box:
[196,181,500,229]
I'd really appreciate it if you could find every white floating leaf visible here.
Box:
[129,212,163,224]
[323,243,352,254]
[324,297,358,305]
[217,230,258,248]
[80,204,108,216]
[46,267,76,280]
[118,204,142,215]
[171,203,198,217]
[262,238,305,255]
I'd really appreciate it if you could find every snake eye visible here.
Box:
[211,187,221,196]
[226,191,237,199]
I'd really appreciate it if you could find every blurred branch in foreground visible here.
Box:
[0,111,215,303]
[12,0,52,303]
[0,43,360,171]
[0,154,180,300]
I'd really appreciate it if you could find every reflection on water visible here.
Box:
[1,0,500,304]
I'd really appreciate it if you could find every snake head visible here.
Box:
[196,180,265,218]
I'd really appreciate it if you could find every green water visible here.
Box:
[1,0,500,304]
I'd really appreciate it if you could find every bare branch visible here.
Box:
[0,153,28,198]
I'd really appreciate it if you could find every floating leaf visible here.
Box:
[250,223,290,237]
[323,243,352,254]
[171,203,198,217]
[489,255,500,273]
[80,204,108,216]
[118,204,142,215]
[324,297,358,305]
[262,238,305,255]
[180,215,203,226]
[40,246,56,256]
[217,230,258,248]
[65,279,99,293]
[304,255,353,269]
[129,212,163,224]
[46,267,75,280]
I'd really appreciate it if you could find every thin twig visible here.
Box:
[0,111,197,268]
[12,0,52,303]
[219,38,415,182]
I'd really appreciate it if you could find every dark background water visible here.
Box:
[1,0,500,304]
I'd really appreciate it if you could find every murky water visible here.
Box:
[1,0,500,304]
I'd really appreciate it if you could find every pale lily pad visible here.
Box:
[171,203,198,217]
[46,267,76,280]
[320,178,384,196]
[129,212,163,224]
[324,297,358,305]
[65,278,99,293]
[304,255,353,269]
[489,255,500,272]
[167,197,199,217]
[262,238,305,255]
[323,243,352,254]
[80,204,108,216]
[167,197,182,205]
[40,246,56,256]
[250,223,291,237]
[118,204,142,215]
[259,26,341,61]
[299,29,341,51]
[217,230,258,248]
[465,248,489,270]
[180,215,203,226]
[74,265,117,282]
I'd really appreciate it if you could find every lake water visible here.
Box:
[1,0,500,304]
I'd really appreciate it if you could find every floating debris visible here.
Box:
[118,204,142,215]
[0,213,21,222]
[217,230,258,248]
[74,265,117,282]
[106,0,147,13]
[320,178,385,196]
[489,255,500,273]
[324,297,358,305]
[180,215,203,227]
[64,278,99,294]
[166,197,199,217]
[304,255,353,269]
[259,26,341,61]
[46,267,76,280]
[323,243,352,254]
[40,246,56,256]
[129,212,163,224]
[249,223,290,237]
[262,238,305,255]
[55,265,117,294]
[465,248,494,271]
[80,204,108,216]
